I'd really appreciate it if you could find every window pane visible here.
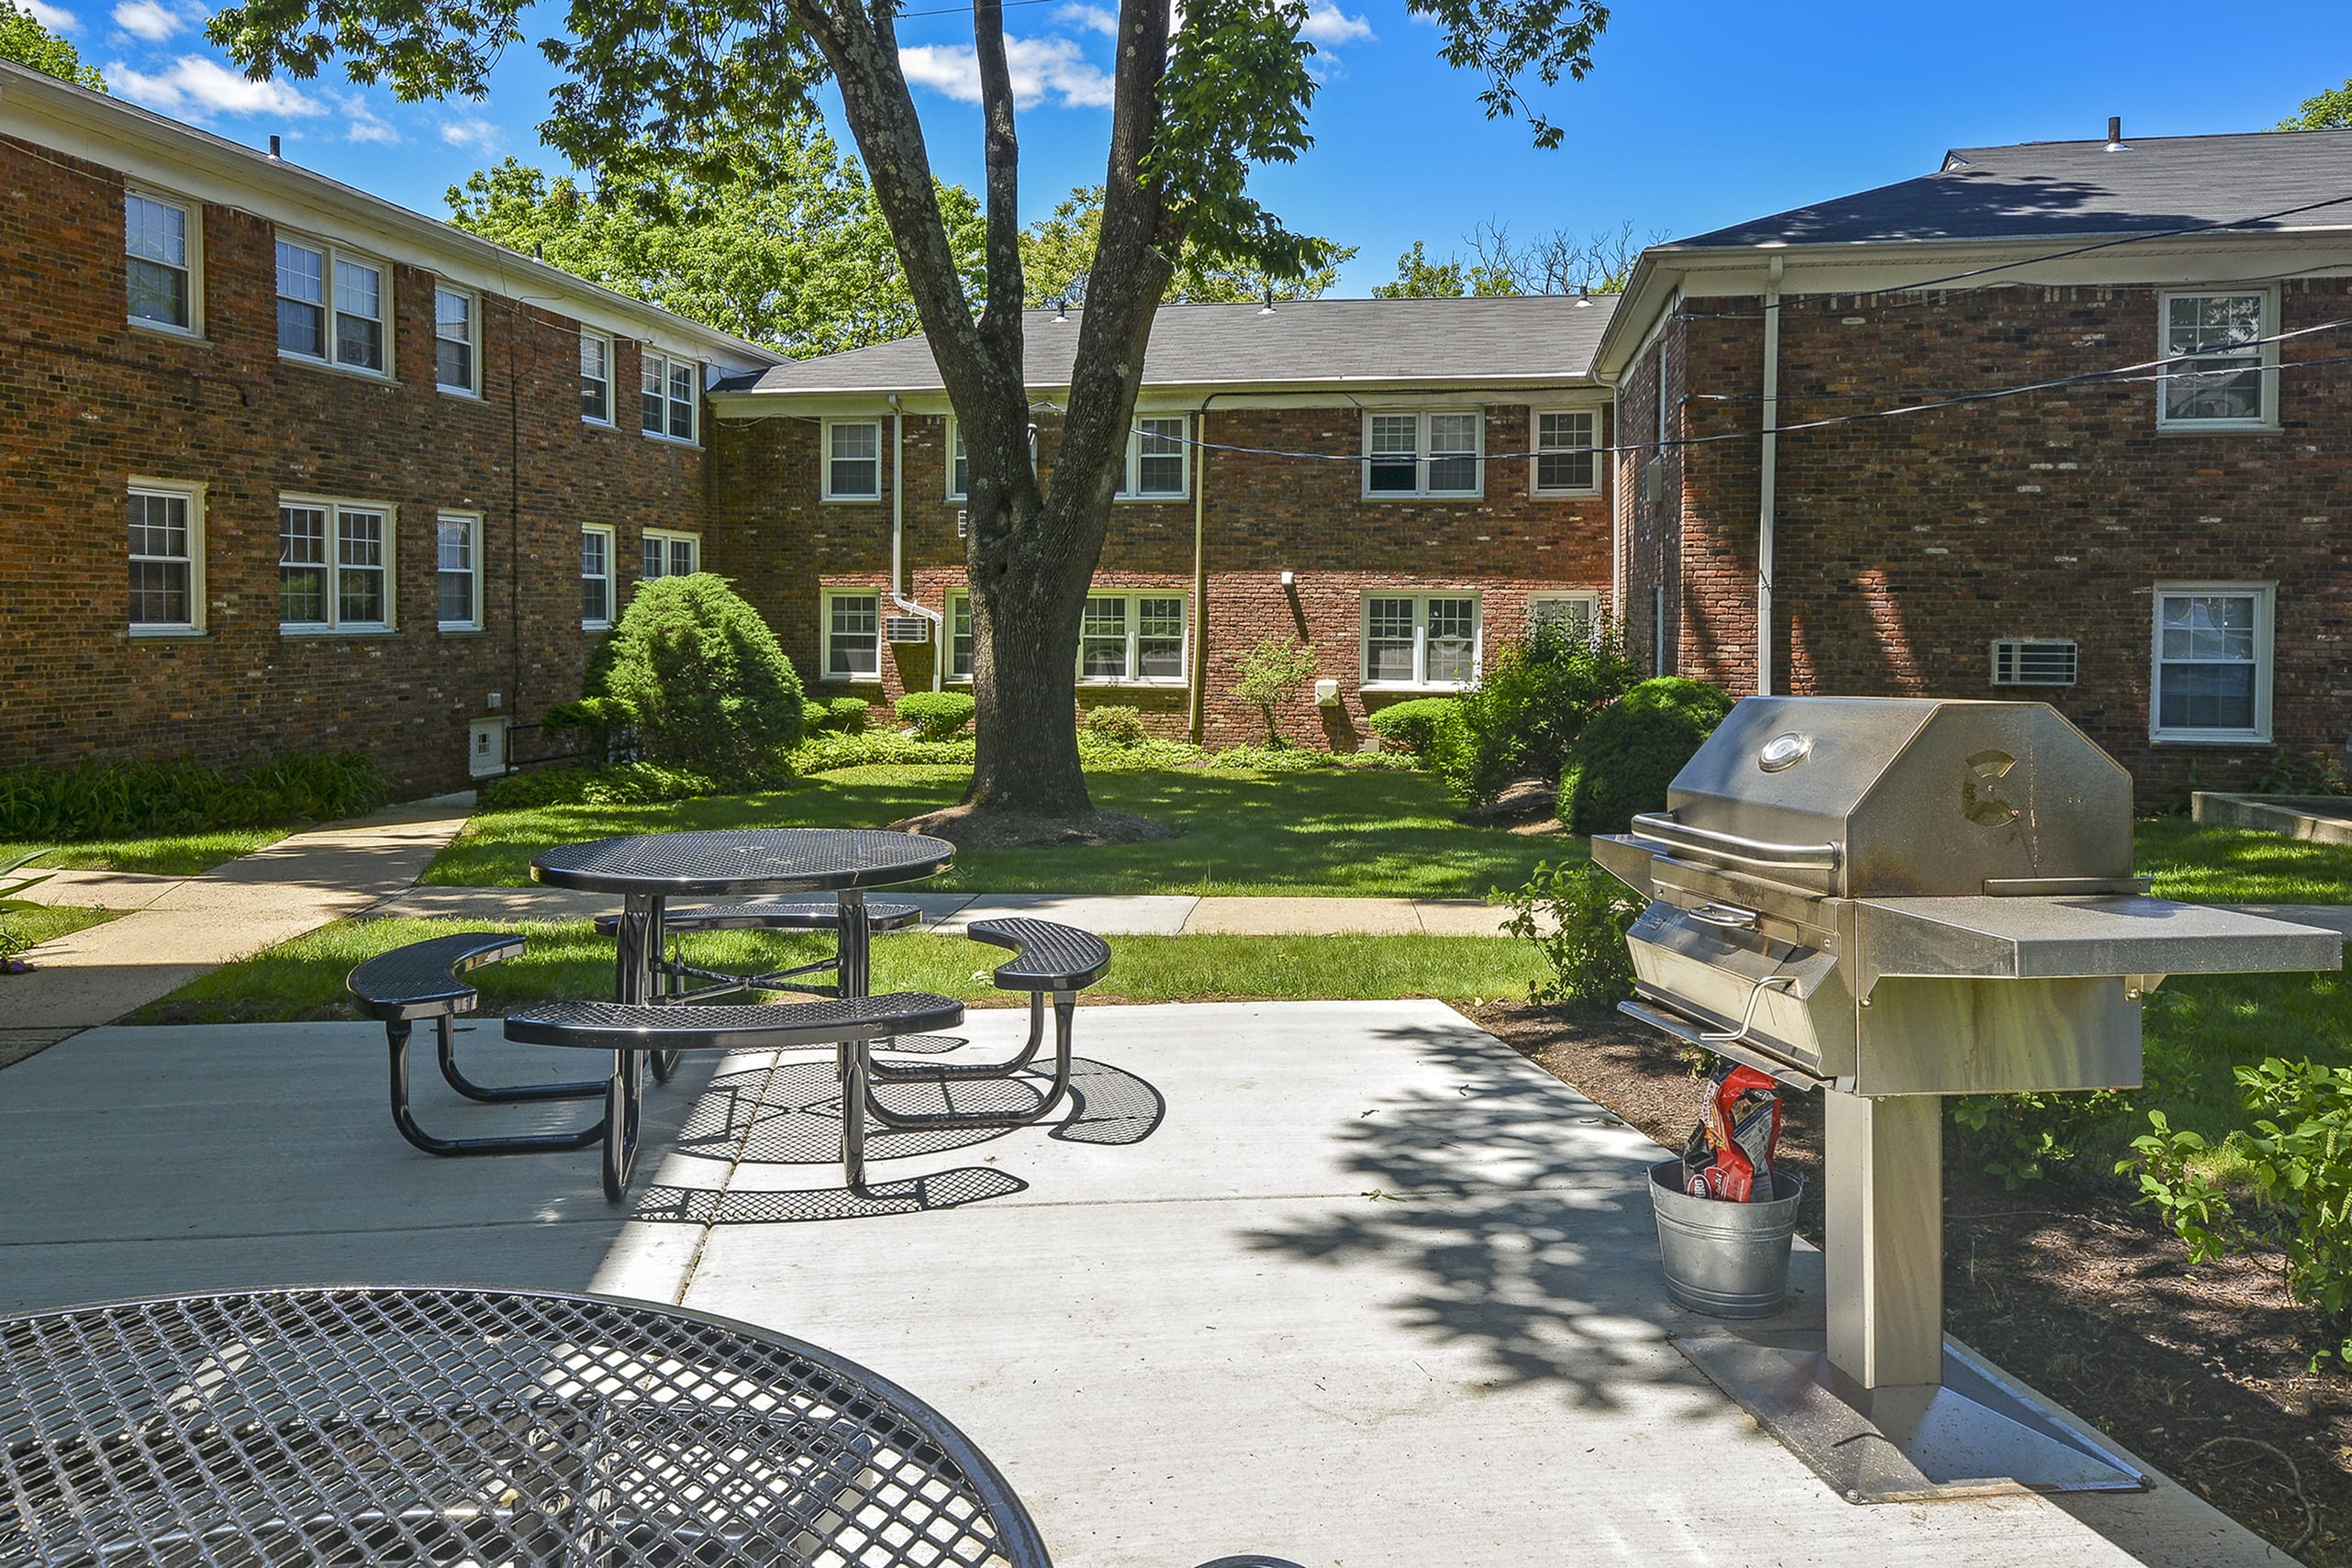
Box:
[1536,411,1595,490]
[1531,597,1595,640]
[1080,596,1129,678]
[671,539,695,576]
[1426,597,1477,683]
[437,520,474,625]
[1427,414,1478,493]
[951,595,974,678]
[128,492,191,627]
[1427,455,1478,493]
[669,361,696,439]
[1367,415,1419,493]
[1366,596,1417,682]
[127,198,191,328]
[279,506,328,624]
[829,423,880,497]
[581,335,609,421]
[951,428,969,498]
[128,560,189,627]
[2158,662,2256,730]
[436,339,472,391]
[1134,418,1185,495]
[2162,294,2265,422]
[642,353,667,434]
[642,537,664,580]
[1137,596,1185,678]
[337,509,385,623]
[276,240,324,357]
[828,595,879,675]
[582,529,611,623]
[333,260,384,370]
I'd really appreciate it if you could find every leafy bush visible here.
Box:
[1367,697,1455,755]
[0,751,389,841]
[1502,859,1643,1005]
[826,696,873,734]
[1951,1091,2129,1190]
[541,696,638,764]
[2128,1057,2352,1365]
[585,574,803,775]
[1558,677,1736,834]
[1083,706,1149,747]
[802,699,830,732]
[789,730,977,774]
[1430,621,1638,804]
[1233,637,1318,743]
[896,691,976,740]
[476,761,722,810]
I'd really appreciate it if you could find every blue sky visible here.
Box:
[29,0,2352,295]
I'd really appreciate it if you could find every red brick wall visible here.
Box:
[0,134,712,794]
[707,403,1616,747]
[1641,280,2352,796]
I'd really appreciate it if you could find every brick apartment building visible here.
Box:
[0,60,777,794]
[708,296,1618,748]
[1599,126,2352,795]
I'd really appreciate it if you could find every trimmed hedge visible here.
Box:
[1558,678,1736,835]
[826,696,873,734]
[896,691,976,740]
[1082,706,1149,747]
[1366,697,1455,755]
[0,751,389,841]
[476,761,721,811]
[585,573,804,773]
[1429,621,1639,804]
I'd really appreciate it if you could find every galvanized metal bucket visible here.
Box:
[1647,1158,1804,1318]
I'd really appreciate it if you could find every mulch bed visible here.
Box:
[1461,998,2352,1565]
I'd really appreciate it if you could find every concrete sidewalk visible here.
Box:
[0,1000,2272,1566]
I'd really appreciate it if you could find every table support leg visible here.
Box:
[385,1022,606,1157]
[613,892,678,1085]
[837,889,870,1001]
[601,1048,644,1202]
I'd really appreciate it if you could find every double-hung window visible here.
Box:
[128,481,202,633]
[948,422,970,500]
[437,512,482,630]
[1116,417,1188,498]
[2157,290,2276,428]
[581,526,616,628]
[1532,410,1599,494]
[824,591,881,680]
[641,351,698,441]
[825,420,882,500]
[2151,583,2273,742]
[1364,411,1482,497]
[280,498,392,631]
[126,192,195,332]
[1363,594,1480,688]
[434,287,477,395]
[274,237,386,373]
[1078,593,1187,684]
[641,529,698,582]
[945,592,975,680]
[581,333,613,423]
[1528,593,1600,643]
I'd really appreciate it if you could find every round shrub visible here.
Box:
[1082,705,1148,747]
[1434,620,1638,804]
[1366,697,1456,755]
[1559,678,1736,835]
[585,573,804,776]
[896,690,975,740]
[826,696,873,734]
[802,699,830,732]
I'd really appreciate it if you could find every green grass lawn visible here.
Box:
[425,764,1577,898]
[130,917,1550,1025]
[2135,816,2352,905]
[0,829,287,878]
[0,899,119,951]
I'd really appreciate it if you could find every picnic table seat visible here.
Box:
[346,932,607,1159]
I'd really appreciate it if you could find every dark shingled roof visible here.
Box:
[716,295,1619,395]
[1676,128,2352,249]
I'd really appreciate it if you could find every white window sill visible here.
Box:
[278,351,394,384]
[583,416,616,430]
[1113,494,1188,505]
[439,622,486,634]
[642,430,701,449]
[822,495,885,506]
[281,625,396,637]
[822,672,883,684]
[128,625,204,639]
[1361,492,1484,503]
[1531,486,1603,499]
[1362,681,1470,694]
[583,625,612,635]
[2149,732,2273,747]
[2154,421,2280,436]
[438,384,484,401]
[1080,679,1187,689]
[127,317,202,342]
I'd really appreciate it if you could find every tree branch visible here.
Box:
[971,0,1024,380]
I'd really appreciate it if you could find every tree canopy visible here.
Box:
[446,120,983,358]
[1020,184,1354,306]
[0,0,105,90]
[2279,79,2352,131]
[1377,218,1654,297]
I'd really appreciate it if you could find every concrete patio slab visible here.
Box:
[1182,894,1421,934]
[0,1001,2276,1566]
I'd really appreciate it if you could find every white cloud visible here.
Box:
[23,0,79,29]
[1300,4,1374,46]
[898,34,1114,110]
[110,0,182,42]
[341,98,399,144]
[439,115,501,154]
[110,55,325,119]
[1053,4,1117,34]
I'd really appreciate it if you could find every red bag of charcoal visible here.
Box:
[1680,1062,1783,1202]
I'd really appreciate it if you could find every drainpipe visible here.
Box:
[1187,404,1212,743]
[1757,254,1783,697]
[886,395,945,691]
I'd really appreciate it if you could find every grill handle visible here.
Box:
[1617,997,1828,1092]
[1628,812,1841,873]
[1684,902,1760,930]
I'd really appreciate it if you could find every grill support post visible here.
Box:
[1825,1092,1944,1389]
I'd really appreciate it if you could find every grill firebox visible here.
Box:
[1595,696,2342,1500]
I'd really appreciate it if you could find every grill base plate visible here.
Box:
[1671,1331,2149,1503]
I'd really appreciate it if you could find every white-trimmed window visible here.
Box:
[641,350,698,442]
[1118,417,1188,499]
[434,286,477,395]
[1079,592,1187,684]
[825,420,883,501]
[280,498,393,632]
[1532,410,1599,495]
[1364,411,1482,497]
[824,590,882,680]
[945,591,975,680]
[948,421,970,500]
[125,191,195,333]
[581,527,616,628]
[274,236,387,373]
[436,512,482,630]
[641,528,698,582]
[2157,290,2276,428]
[2151,584,2273,742]
[128,480,202,633]
[581,332,613,424]
[1363,594,1480,689]
[1528,593,1600,642]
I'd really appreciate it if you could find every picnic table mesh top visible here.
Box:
[532,830,954,896]
[0,1285,1036,1567]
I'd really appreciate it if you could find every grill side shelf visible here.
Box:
[1854,897,2344,993]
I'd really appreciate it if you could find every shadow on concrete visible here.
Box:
[633,1168,1030,1225]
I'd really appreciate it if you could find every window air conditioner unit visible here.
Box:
[1989,639,2078,687]
[885,616,932,644]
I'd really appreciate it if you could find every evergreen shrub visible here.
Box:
[585,573,804,775]
[1557,677,1735,834]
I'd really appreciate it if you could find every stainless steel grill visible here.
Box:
[1595,695,2343,1501]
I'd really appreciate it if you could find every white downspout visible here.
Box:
[1757,254,1783,697]
[886,395,945,691]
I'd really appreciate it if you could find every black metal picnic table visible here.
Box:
[0,1283,1049,1566]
